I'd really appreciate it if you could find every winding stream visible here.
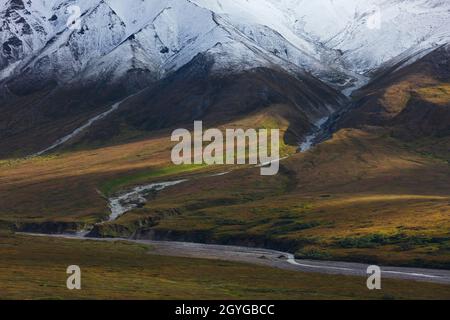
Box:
[19,232,450,285]
[107,180,187,221]
[19,117,450,285]
[299,116,329,152]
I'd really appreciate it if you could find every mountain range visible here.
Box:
[0,0,449,157]
[1,0,450,291]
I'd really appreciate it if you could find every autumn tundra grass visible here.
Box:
[95,128,450,268]
[1,232,449,300]
[0,108,294,226]
[0,110,449,269]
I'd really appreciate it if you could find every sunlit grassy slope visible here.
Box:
[94,127,449,268]
[381,78,450,113]
[0,95,449,269]
[1,232,449,300]
[0,106,296,227]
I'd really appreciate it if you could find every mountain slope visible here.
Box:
[0,0,356,89]
[325,44,450,147]
[3,0,449,89]
[0,0,352,157]
[69,58,347,148]
[0,0,448,158]
[279,0,450,73]
[0,56,347,157]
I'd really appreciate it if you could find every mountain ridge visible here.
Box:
[0,0,449,158]
[2,0,449,91]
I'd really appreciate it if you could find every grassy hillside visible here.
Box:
[94,127,450,268]
[0,47,449,276]
[0,106,296,228]
[2,119,447,269]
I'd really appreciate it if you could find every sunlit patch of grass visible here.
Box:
[416,84,450,105]
[99,164,207,196]
[381,81,450,114]
[381,83,413,114]
[0,154,61,168]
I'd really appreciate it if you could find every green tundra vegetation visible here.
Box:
[1,232,449,300]
[0,84,449,299]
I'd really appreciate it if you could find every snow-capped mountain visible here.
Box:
[0,0,350,89]
[323,0,450,73]
[1,0,449,92]
[0,0,449,157]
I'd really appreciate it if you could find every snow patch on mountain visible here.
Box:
[0,0,449,90]
[282,0,450,73]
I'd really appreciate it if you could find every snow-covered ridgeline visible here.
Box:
[2,0,449,90]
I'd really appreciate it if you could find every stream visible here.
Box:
[299,116,330,152]
[107,180,187,221]
[31,91,143,157]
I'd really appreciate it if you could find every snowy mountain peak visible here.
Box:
[1,0,449,91]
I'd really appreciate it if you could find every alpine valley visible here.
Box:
[0,0,449,300]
